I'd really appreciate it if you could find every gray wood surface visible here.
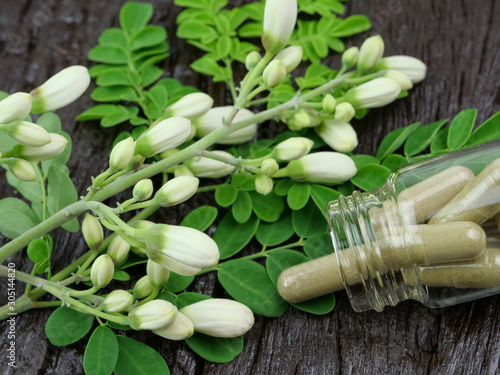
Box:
[1,0,500,374]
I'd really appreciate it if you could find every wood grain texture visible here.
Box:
[1,0,500,374]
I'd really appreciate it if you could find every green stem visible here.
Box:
[32,300,63,309]
[196,184,224,193]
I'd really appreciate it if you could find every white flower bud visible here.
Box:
[262,0,298,54]
[147,259,170,287]
[180,299,254,338]
[135,224,219,276]
[373,55,427,83]
[194,106,257,145]
[316,119,358,153]
[30,66,90,114]
[273,137,314,161]
[322,94,337,113]
[357,35,384,73]
[274,46,303,73]
[263,60,287,87]
[133,275,154,299]
[287,110,312,131]
[90,254,115,288]
[173,165,194,177]
[82,213,104,250]
[16,133,68,161]
[153,312,194,341]
[255,174,273,195]
[383,70,413,91]
[131,154,145,170]
[0,93,32,124]
[109,137,135,171]
[133,179,154,201]
[107,235,130,265]
[101,290,134,313]
[135,117,192,158]
[164,93,213,120]
[245,51,262,70]
[128,300,178,331]
[261,158,279,176]
[344,77,401,109]
[285,152,357,184]
[6,121,51,147]
[185,151,236,178]
[342,46,359,69]
[333,102,355,122]
[5,159,37,181]
[153,176,199,207]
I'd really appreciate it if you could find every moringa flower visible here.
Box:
[262,0,298,54]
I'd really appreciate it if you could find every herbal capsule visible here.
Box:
[403,248,500,288]
[428,158,500,224]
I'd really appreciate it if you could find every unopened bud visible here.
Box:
[164,93,213,120]
[82,214,104,250]
[373,55,427,83]
[109,137,135,171]
[0,93,32,124]
[316,119,358,153]
[133,179,154,201]
[262,0,298,54]
[357,35,384,73]
[342,46,359,69]
[135,117,192,158]
[263,60,287,87]
[273,137,314,161]
[133,275,154,299]
[90,254,114,288]
[261,158,279,176]
[5,159,37,181]
[287,110,311,131]
[174,165,194,177]
[6,121,51,147]
[102,290,134,313]
[344,77,401,109]
[255,174,273,195]
[322,94,337,113]
[185,151,236,178]
[245,51,262,70]
[128,300,178,331]
[383,70,413,91]
[274,46,303,73]
[334,102,355,122]
[131,154,145,170]
[107,235,131,265]
[31,66,90,113]
[153,176,199,207]
[147,259,170,287]
[153,312,194,340]
[15,133,68,161]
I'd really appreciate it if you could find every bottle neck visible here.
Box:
[327,183,427,312]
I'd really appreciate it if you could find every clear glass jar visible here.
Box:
[277,140,500,312]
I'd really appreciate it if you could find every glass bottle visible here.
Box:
[277,140,500,312]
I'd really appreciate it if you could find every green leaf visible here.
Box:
[351,154,380,169]
[83,326,119,375]
[88,45,128,64]
[46,166,79,231]
[177,21,216,40]
[447,109,477,150]
[180,205,218,231]
[0,197,39,224]
[303,233,333,259]
[0,210,36,239]
[91,86,139,102]
[376,122,421,160]
[309,184,341,219]
[232,189,253,223]
[101,106,139,128]
[113,270,130,281]
[430,127,449,154]
[250,191,285,222]
[175,0,208,9]
[404,119,447,157]
[119,1,154,37]
[185,334,244,363]
[255,211,295,246]
[292,199,327,238]
[274,179,295,196]
[36,112,62,132]
[351,164,391,190]
[213,212,260,259]
[215,184,238,207]
[166,272,195,293]
[115,336,170,375]
[131,25,167,50]
[96,69,134,87]
[382,154,408,171]
[266,249,335,315]
[218,259,288,317]
[45,306,94,346]
[5,170,42,203]
[215,35,232,58]
[287,183,311,210]
[466,111,500,146]
[175,292,211,309]
[76,104,122,121]
[98,28,127,48]
[330,15,371,37]
[27,238,50,263]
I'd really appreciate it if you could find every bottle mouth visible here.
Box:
[327,188,426,312]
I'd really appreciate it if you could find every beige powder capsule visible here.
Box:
[429,158,500,224]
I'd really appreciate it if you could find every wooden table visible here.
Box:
[1,0,500,374]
